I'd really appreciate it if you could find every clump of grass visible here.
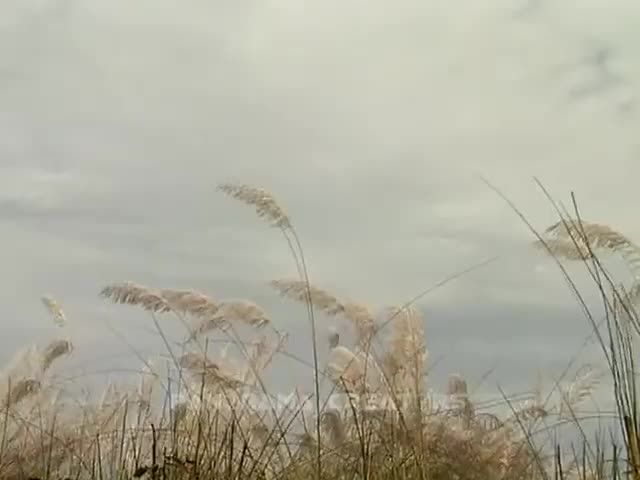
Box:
[1,182,635,479]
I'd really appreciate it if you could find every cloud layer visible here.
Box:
[0,0,638,399]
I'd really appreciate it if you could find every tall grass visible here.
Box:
[0,182,637,479]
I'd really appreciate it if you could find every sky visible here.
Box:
[0,0,639,413]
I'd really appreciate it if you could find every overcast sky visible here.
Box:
[1,0,639,411]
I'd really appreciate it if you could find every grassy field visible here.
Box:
[1,183,638,479]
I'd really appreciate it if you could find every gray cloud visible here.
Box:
[0,0,637,404]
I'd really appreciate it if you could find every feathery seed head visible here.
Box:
[101,282,171,313]
[328,327,340,349]
[41,339,73,373]
[159,289,219,317]
[218,183,291,229]
[447,374,468,397]
[41,296,66,327]
[270,279,344,315]
[216,300,271,328]
[4,378,41,408]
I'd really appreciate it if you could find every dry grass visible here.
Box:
[0,184,636,479]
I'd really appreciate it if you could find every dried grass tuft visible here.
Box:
[0,186,625,480]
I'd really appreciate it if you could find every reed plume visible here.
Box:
[41,295,66,327]
[40,338,73,373]
[216,300,271,328]
[101,282,171,313]
[559,365,601,419]
[539,220,640,280]
[270,279,342,315]
[326,346,367,393]
[242,333,287,386]
[3,378,41,408]
[381,306,427,395]
[270,279,377,348]
[159,288,219,317]
[217,184,291,229]
[179,352,244,389]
